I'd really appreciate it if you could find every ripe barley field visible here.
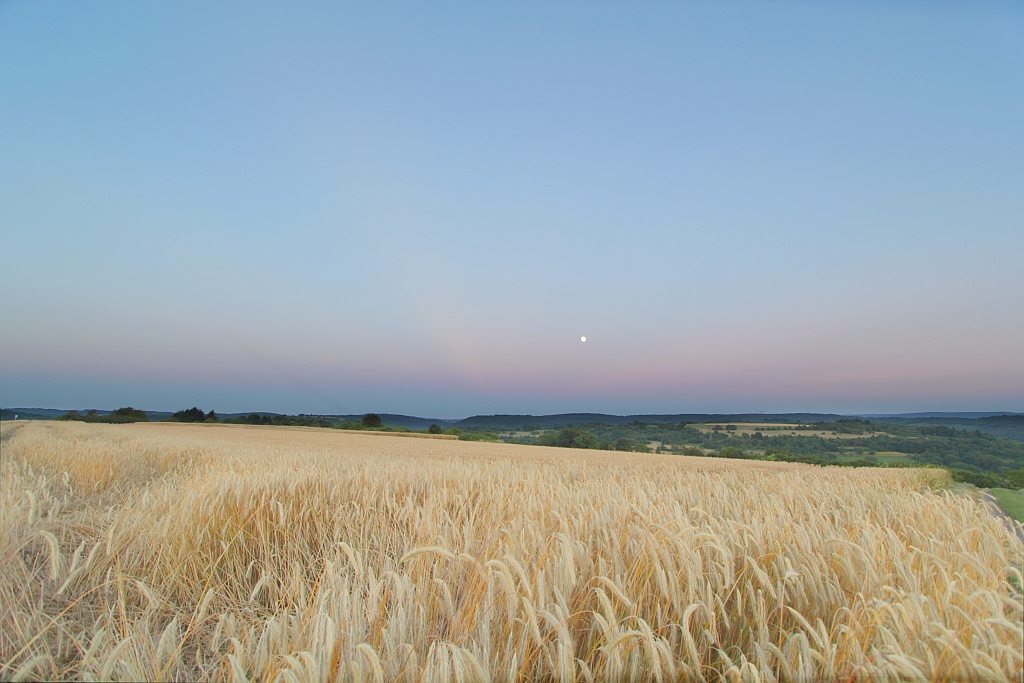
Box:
[1,421,1021,682]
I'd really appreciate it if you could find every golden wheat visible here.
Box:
[1,421,1021,681]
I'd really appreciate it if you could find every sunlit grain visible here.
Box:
[1,421,1021,681]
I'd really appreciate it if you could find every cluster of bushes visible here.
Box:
[168,407,217,423]
[760,449,885,468]
[335,414,389,430]
[540,427,598,449]
[337,422,407,431]
[761,448,834,465]
[334,414,416,432]
[56,407,148,423]
[230,413,275,425]
[457,430,501,442]
[707,446,916,469]
[229,413,333,428]
[217,412,460,434]
[528,428,652,452]
[949,468,1024,490]
[170,408,340,428]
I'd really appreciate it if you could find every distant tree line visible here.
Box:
[168,407,217,422]
[527,428,651,452]
[56,407,148,423]
[948,468,1024,490]
[223,412,457,432]
[227,413,333,428]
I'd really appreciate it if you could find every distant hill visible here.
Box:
[2,408,75,419]
[452,413,845,430]
[857,412,1023,419]
[870,415,1024,442]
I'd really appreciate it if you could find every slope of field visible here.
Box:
[1,422,1021,681]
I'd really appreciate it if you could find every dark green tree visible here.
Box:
[428,423,442,434]
[111,407,148,420]
[362,413,382,428]
[949,469,1004,488]
[555,427,599,449]
[172,407,206,422]
[536,433,557,446]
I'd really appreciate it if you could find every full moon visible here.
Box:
[580,336,587,342]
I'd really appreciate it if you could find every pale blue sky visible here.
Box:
[2,1,1022,417]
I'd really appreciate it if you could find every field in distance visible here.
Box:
[1,421,1022,681]
[695,423,864,439]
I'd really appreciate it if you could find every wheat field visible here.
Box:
[0,421,1021,682]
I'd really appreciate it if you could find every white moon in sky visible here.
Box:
[580,336,587,342]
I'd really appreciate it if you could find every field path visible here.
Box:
[979,489,1024,545]
[0,421,24,446]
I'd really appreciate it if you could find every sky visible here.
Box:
[1,1,1022,418]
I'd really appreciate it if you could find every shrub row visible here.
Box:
[56,408,148,423]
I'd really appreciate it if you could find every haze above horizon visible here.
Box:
[2,1,1022,417]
